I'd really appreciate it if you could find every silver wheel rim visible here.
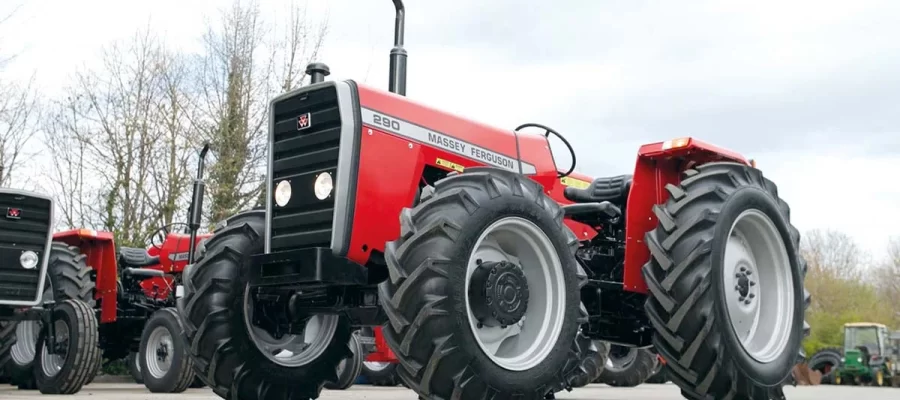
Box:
[364,361,391,372]
[243,284,339,367]
[145,326,174,379]
[605,345,638,372]
[465,217,566,371]
[40,320,68,377]
[723,209,795,363]
[11,321,40,366]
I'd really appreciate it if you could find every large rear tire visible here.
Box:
[34,299,101,394]
[7,242,97,391]
[643,162,809,400]
[379,168,591,399]
[138,308,194,393]
[179,210,353,400]
[595,345,657,387]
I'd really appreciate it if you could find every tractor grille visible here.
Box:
[0,192,52,303]
[269,85,342,252]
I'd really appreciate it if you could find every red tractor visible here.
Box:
[5,145,213,393]
[178,2,810,399]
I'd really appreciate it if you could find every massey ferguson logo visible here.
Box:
[6,207,21,220]
[297,112,312,130]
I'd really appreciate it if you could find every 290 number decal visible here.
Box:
[373,114,401,131]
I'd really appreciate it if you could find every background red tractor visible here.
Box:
[6,145,212,393]
[178,1,810,399]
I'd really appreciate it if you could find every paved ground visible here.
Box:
[1,383,897,400]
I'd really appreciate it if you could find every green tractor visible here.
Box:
[832,322,896,386]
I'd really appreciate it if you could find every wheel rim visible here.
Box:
[11,321,40,366]
[40,320,69,377]
[364,361,391,372]
[145,326,174,379]
[605,345,638,372]
[243,284,339,367]
[134,353,141,373]
[723,209,795,363]
[465,217,566,371]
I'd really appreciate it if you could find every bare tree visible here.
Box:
[190,0,327,222]
[0,76,38,187]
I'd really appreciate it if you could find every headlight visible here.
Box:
[20,251,38,270]
[858,357,863,363]
[274,180,292,207]
[314,172,333,200]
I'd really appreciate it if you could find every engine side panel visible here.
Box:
[53,229,119,322]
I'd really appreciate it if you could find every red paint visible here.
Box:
[365,326,398,363]
[52,229,211,323]
[622,139,749,293]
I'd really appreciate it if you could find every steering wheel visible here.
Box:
[514,123,577,178]
[146,223,190,250]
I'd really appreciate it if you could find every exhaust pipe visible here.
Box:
[388,0,407,96]
[187,143,210,264]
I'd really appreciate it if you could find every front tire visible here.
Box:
[34,299,101,394]
[595,346,657,387]
[179,210,353,400]
[379,168,591,399]
[138,308,194,393]
[324,331,364,390]
[570,339,609,388]
[360,361,401,386]
[127,352,143,384]
[643,162,809,399]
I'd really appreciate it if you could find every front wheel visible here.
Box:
[324,331,364,390]
[127,352,143,384]
[34,299,101,394]
[570,339,609,388]
[138,308,194,393]
[379,168,591,400]
[178,210,353,400]
[595,345,657,387]
[643,162,809,399]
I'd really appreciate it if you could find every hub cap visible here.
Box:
[465,217,566,371]
[40,320,69,378]
[145,326,173,379]
[243,284,339,367]
[723,209,794,363]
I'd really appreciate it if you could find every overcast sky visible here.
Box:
[2,0,898,259]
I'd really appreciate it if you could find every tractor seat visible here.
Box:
[564,174,633,205]
[118,247,160,268]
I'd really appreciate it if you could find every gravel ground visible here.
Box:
[1,383,897,400]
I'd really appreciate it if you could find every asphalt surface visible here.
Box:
[1,383,897,399]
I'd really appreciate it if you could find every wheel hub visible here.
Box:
[733,263,757,305]
[468,260,529,327]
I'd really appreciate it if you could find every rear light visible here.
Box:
[662,137,691,150]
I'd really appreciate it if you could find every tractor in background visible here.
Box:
[0,189,101,394]
[177,1,809,399]
[5,145,213,393]
[829,322,896,386]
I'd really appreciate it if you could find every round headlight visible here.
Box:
[20,250,38,270]
[314,172,333,200]
[858,357,863,363]
[274,180,292,207]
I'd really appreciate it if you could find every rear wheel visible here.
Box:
[138,308,194,393]
[595,345,657,387]
[34,299,101,394]
[379,168,591,399]
[179,210,353,400]
[643,162,809,400]
[324,331,364,390]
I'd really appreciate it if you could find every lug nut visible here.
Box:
[749,293,755,299]
[744,299,751,305]
[749,281,756,286]
[745,270,752,275]
[476,259,482,265]
[735,285,741,291]
[735,273,742,278]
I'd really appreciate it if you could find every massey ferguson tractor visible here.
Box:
[0,189,101,394]
[177,1,810,399]
[5,145,212,393]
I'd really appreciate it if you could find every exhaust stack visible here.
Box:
[389,0,407,96]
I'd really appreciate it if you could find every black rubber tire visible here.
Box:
[325,332,364,390]
[361,362,401,386]
[642,162,809,400]
[379,167,592,399]
[646,363,669,384]
[596,346,657,387]
[0,321,14,381]
[179,209,353,400]
[127,352,143,384]
[189,375,206,388]
[7,242,98,391]
[34,299,101,394]
[570,339,610,388]
[808,347,841,385]
[138,308,194,393]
